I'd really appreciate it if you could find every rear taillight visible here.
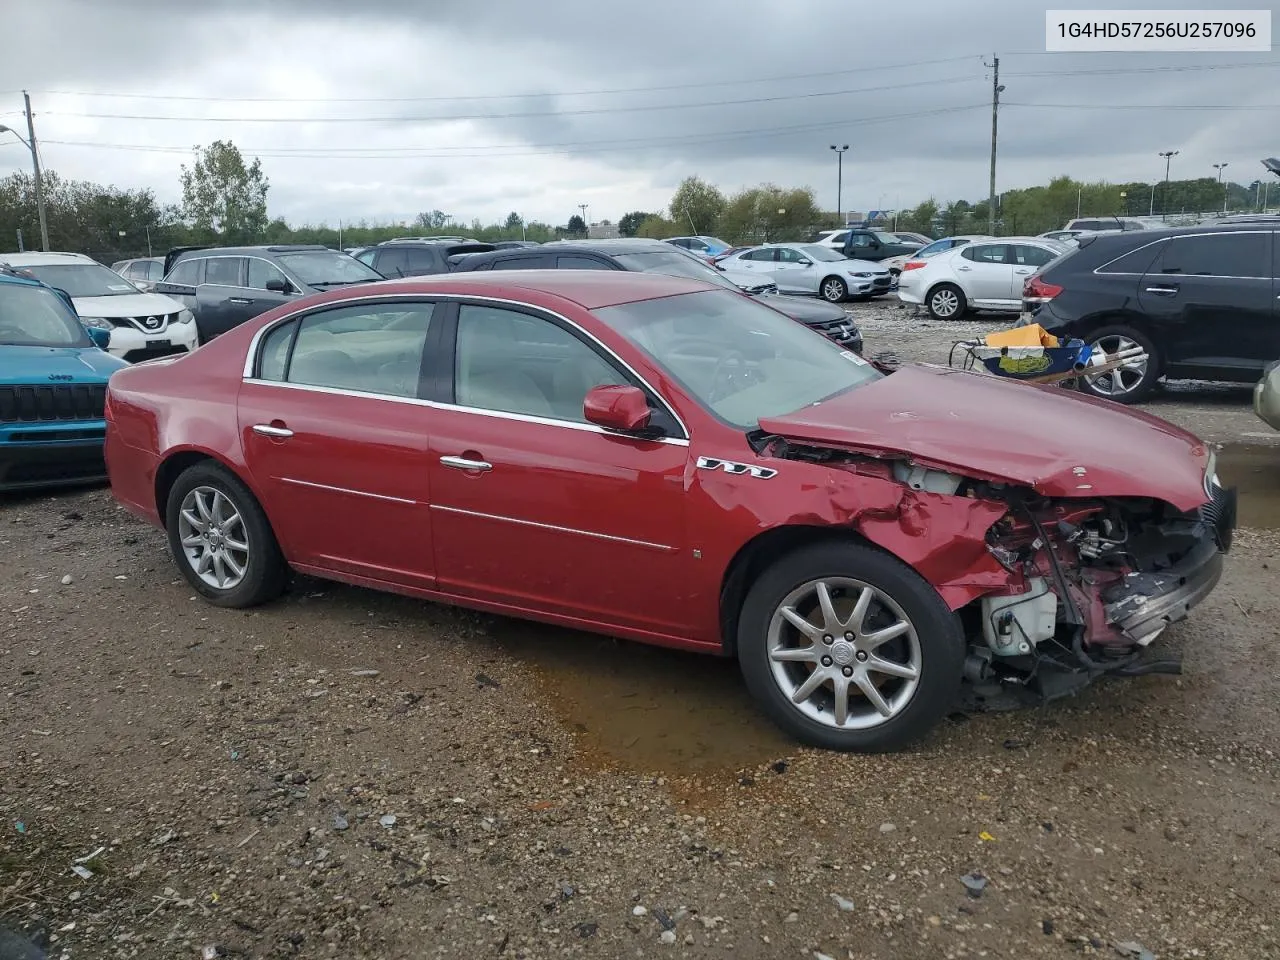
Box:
[1023,276,1063,301]
[901,260,926,271]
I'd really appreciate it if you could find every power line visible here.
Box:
[1006,59,1280,78]
[1004,101,1280,111]
[18,55,981,103]
[41,75,982,123]
[36,104,988,161]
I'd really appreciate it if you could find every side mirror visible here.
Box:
[583,384,651,433]
[265,278,290,293]
[85,326,111,349]
[797,258,813,266]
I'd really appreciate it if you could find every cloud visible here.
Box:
[2,0,1276,228]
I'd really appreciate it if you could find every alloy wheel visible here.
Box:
[766,577,921,730]
[929,288,960,318]
[177,485,250,590]
[1083,334,1148,397]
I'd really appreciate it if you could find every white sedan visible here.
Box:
[896,237,1069,320]
[717,243,892,302]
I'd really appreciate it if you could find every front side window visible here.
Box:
[489,256,545,270]
[0,282,90,347]
[598,289,881,430]
[740,249,776,262]
[775,247,806,263]
[247,258,290,291]
[256,302,433,397]
[556,256,613,270]
[1159,232,1269,278]
[797,244,846,262]
[454,304,628,422]
[846,233,872,247]
[14,263,139,297]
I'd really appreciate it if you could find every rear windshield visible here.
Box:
[611,251,741,291]
[0,282,91,347]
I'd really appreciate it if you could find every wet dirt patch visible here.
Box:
[1217,443,1280,530]
[488,619,793,780]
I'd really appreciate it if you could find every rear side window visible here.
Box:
[489,256,545,270]
[1097,240,1166,275]
[1157,232,1270,278]
[257,319,299,381]
[556,256,613,270]
[962,244,1007,264]
[1012,245,1057,267]
[166,259,202,285]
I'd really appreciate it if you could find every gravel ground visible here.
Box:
[2,299,1279,960]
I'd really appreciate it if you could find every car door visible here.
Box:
[195,256,251,339]
[732,247,779,280]
[1008,244,1059,304]
[770,247,813,294]
[238,298,440,589]
[1138,230,1276,379]
[843,231,876,259]
[954,243,1015,305]
[244,256,299,316]
[425,300,692,635]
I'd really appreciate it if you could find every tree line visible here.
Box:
[0,139,1271,265]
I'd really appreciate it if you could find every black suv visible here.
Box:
[156,245,383,342]
[839,228,922,262]
[354,239,497,278]
[452,239,863,353]
[1020,223,1278,403]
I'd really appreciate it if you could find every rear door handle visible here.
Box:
[956,265,971,271]
[440,455,492,472]
[1145,285,1179,296]
[229,297,253,305]
[1014,268,1031,274]
[253,423,293,438]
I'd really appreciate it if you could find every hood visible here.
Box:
[839,258,888,274]
[0,345,127,383]
[756,293,851,326]
[72,291,186,318]
[757,364,1211,512]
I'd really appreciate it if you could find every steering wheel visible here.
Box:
[708,350,750,402]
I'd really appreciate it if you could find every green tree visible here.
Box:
[414,209,451,230]
[718,184,821,244]
[618,211,653,237]
[899,199,938,237]
[503,211,523,233]
[566,214,587,237]
[668,176,727,235]
[179,140,269,243]
[635,214,678,239]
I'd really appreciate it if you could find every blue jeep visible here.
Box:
[0,267,128,492]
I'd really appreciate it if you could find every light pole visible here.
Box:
[830,145,848,224]
[1158,150,1179,221]
[0,121,49,251]
[1213,162,1229,213]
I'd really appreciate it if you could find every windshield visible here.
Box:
[797,244,846,262]
[611,251,741,291]
[275,251,383,285]
[873,232,902,244]
[15,263,140,298]
[597,289,881,430]
[0,282,91,347]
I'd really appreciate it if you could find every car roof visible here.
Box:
[359,269,716,310]
[0,251,98,265]
[537,238,680,254]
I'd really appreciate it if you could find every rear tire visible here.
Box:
[165,462,289,608]
[1077,325,1159,404]
[820,276,848,303]
[926,283,966,320]
[736,540,964,752]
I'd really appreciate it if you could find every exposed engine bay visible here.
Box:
[753,433,1237,711]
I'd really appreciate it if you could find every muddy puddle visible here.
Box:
[488,619,793,779]
[1217,443,1280,530]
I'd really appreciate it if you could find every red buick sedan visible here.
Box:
[104,271,1234,752]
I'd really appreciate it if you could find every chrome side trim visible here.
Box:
[279,476,417,505]
[430,503,677,552]
[238,291,691,440]
[240,378,691,446]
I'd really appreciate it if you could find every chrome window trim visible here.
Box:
[429,503,678,552]
[173,253,311,292]
[1093,229,1275,279]
[239,291,692,442]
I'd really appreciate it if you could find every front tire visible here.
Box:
[737,541,964,752]
[926,283,966,320]
[820,276,848,303]
[1077,325,1159,404]
[165,462,289,608]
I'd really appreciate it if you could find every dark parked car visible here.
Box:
[1020,224,1278,403]
[840,229,922,262]
[353,240,497,278]
[452,239,864,354]
[155,245,384,343]
[492,240,542,249]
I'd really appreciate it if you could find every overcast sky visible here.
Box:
[2,0,1277,228]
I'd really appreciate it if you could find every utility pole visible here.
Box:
[1213,162,1229,213]
[23,91,50,252]
[1158,150,1178,222]
[578,204,588,229]
[983,56,1002,236]
[830,144,849,223]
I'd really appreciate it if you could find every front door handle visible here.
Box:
[956,265,971,271]
[253,423,293,438]
[1014,268,1031,274]
[440,455,492,472]
[1145,285,1178,296]
[229,297,253,305]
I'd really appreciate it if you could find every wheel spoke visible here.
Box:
[180,534,204,548]
[212,551,227,587]
[222,550,246,578]
[770,645,818,663]
[211,494,227,525]
[194,550,214,576]
[866,656,918,681]
[861,620,910,650]
[223,535,249,553]
[855,673,893,717]
[790,669,828,705]
[194,491,213,523]
[832,677,851,726]
[780,606,822,641]
[181,510,207,533]
[814,581,841,633]
[848,586,873,635]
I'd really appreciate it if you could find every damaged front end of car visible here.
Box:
[755,434,1237,710]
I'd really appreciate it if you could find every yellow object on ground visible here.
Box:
[983,324,1059,348]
